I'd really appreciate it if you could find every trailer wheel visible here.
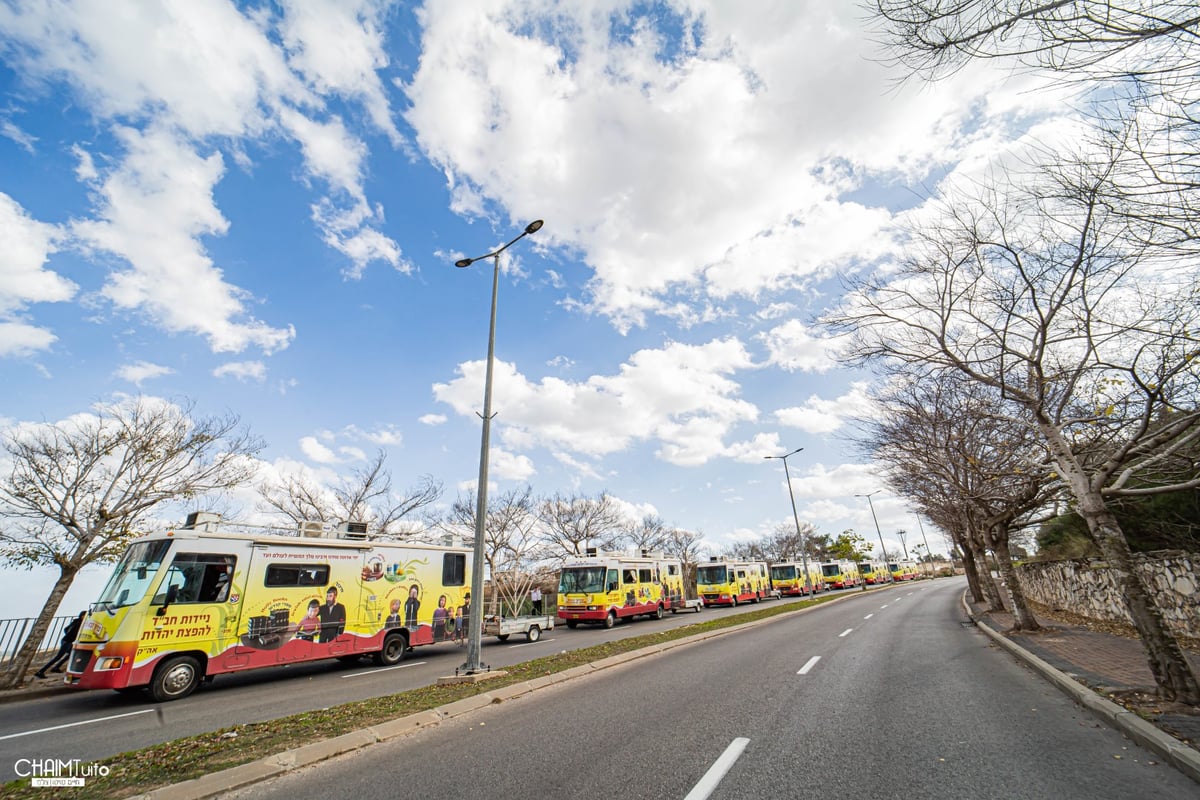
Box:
[150,655,201,702]
[497,634,510,642]
[604,610,617,629]
[655,604,664,620]
[525,626,540,642]
[373,632,407,666]
[566,620,578,629]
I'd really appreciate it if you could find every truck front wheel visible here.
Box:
[150,655,201,702]
[604,610,616,629]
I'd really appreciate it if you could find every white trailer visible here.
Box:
[482,613,555,642]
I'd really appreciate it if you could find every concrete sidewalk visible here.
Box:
[964,595,1200,784]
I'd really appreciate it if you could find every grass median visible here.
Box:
[4,594,839,798]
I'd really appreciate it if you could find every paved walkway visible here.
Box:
[966,598,1200,766]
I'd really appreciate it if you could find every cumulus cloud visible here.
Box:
[114,360,174,386]
[406,1,1072,329]
[213,361,267,382]
[775,381,876,435]
[0,193,74,356]
[433,337,758,467]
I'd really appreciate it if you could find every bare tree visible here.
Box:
[870,1,1200,93]
[619,513,672,554]
[866,376,1059,629]
[259,450,442,539]
[662,526,707,598]
[0,397,263,687]
[537,491,624,560]
[830,143,1200,701]
[442,487,541,615]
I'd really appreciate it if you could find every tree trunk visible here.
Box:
[959,542,985,603]
[0,566,78,689]
[991,532,1040,632]
[1082,500,1200,704]
[965,528,1006,611]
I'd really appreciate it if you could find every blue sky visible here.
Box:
[0,1,1076,617]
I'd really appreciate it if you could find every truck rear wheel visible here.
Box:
[150,655,200,702]
[655,604,664,620]
[373,633,407,666]
[497,634,510,642]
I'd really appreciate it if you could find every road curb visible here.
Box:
[960,591,1200,785]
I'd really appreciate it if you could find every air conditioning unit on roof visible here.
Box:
[183,511,221,531]
[299,520,325,538]
[337,521,369,540]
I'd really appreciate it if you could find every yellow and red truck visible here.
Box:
[557,550,686,628]
[696,558,771,606]
[65,520,471,701]
[768,561,823,596]
[818,559,861,589]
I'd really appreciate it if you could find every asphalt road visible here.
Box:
[223,579,1197,799]
[0,589,833,782]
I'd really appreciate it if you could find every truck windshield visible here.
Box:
[769,565,796,581]
[696,565,728,584]
[559,567,606,593]
[858,563,871,573]
[95,539,172,610]
[821,564,840,577]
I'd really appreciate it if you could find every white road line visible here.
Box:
[0,709,155,741]
[880,604,889,609]
[510,638,555,648]
[797,656,821,675]
[341,661,426,678]
[685,737,750,800]
[839,628,853,637]
[863,613,874,620]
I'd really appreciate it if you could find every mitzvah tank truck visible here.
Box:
[64,514,471,701]
[557,549,688,628]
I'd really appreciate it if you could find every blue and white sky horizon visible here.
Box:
[0,1,1078,617]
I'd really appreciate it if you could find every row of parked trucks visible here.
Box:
[58,520,920,702]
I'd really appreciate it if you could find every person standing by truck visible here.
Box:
[35,611,85,679]
[531,585,543,616]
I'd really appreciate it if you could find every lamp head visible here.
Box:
[455,257,474,268]
[525,219,544,235]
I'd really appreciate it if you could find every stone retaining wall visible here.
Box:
[1016,552,1199,639]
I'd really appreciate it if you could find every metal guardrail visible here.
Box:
[0,615,74,669]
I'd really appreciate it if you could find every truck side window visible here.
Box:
[154,553,237,604]
[442,553,466,586]
[265,564,330,587]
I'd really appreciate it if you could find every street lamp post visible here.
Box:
[765,448,812,595]
[916,515,933,577]
[856,491,892,584]
[454,219,543,675]
[897,529,909,560]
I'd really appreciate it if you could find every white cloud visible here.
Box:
[1,119,36,153]
[759,319,844,373]
[434,337,758,467]
[299,435,340,464]
[114,360,174,386]
[213,361,267,382]
[488,448,536,481]
[277,0,402,144]
[0,193,73,312]
[0,320,58,358]
[71,125,296,354]
[776,381,876,435]
[419,413,447,426]
[405,2,1074,329]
